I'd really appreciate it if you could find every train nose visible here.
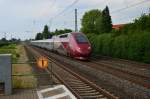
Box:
[76,47,91,54]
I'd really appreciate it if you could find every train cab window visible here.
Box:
[59,34,68,38]
[75,34,88,43]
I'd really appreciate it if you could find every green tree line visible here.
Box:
[0,38,20,47]
[35,25,72,40]
[81,6,150,63]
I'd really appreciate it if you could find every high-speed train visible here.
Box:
[31,32,92,60]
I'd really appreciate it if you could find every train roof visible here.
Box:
[31,39,53,42]
[31,32,84,43]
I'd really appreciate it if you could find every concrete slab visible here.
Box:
[37,85,76,99]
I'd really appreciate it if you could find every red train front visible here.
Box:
[67,32,91,60]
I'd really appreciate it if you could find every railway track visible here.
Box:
[90,57,150,78]
[26,45,117,99]
[93,55,150,70]
[77,58,150,89]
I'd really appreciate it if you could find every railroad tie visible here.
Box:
[79,92,100,96]
[82,95,106,99]
[74,89,96,93]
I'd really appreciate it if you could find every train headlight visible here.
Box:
[88,46,91,50]
[78,47,81,50]
[77,47,81,52]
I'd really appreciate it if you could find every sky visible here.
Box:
[0,0,149,40]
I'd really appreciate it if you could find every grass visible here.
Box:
[0,44,16,49]
[0,44,19,62]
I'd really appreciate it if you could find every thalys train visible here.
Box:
[31,32,92,60]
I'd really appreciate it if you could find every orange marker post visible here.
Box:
[37,57,48,69]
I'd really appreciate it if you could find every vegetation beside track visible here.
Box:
[0,43,20,62]
[86,14,150,63]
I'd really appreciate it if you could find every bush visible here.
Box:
[87,31,150,64]
[141,32,150,63]
[86,14,150,64]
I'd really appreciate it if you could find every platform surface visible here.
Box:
[0,89,38,99]
[0,85,76,99]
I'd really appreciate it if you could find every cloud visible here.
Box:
[0,0,150,40]
[0,0,59,19]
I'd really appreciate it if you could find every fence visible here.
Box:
[0,54,53,95]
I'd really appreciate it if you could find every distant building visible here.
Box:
[112,24,125,30]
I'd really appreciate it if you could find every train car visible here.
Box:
[31,39,53,50]
[31,32,91,60]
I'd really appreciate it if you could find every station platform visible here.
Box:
[0,89,38,99]
[0,85,76,99]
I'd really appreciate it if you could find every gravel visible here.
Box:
[49,52,150,99]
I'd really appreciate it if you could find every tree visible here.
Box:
[42,25,52,39]
[1,38,7,42]
[81,9,102,34]
[97,6,112,33]
[35,33,43,40]
[64,29,72,33]
[95,16,103,34]
[54,29,72,35]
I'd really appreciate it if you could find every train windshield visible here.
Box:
[75,34,88,43]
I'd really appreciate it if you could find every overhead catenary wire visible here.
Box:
[111,0,150,24]
[62,0,149,21]
[48,0,79,31]
[111,0,150,14]
[49,0,150,31]
[50,0,79,21]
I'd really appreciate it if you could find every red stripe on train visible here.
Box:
[62,42,69,49]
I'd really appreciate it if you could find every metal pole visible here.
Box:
[4,33,6,39]
[11,34,12,40]
[75,9,78,32]
[49,20,52,33]
[149,8,150,15]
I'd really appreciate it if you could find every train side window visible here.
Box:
[59,34,68,38]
